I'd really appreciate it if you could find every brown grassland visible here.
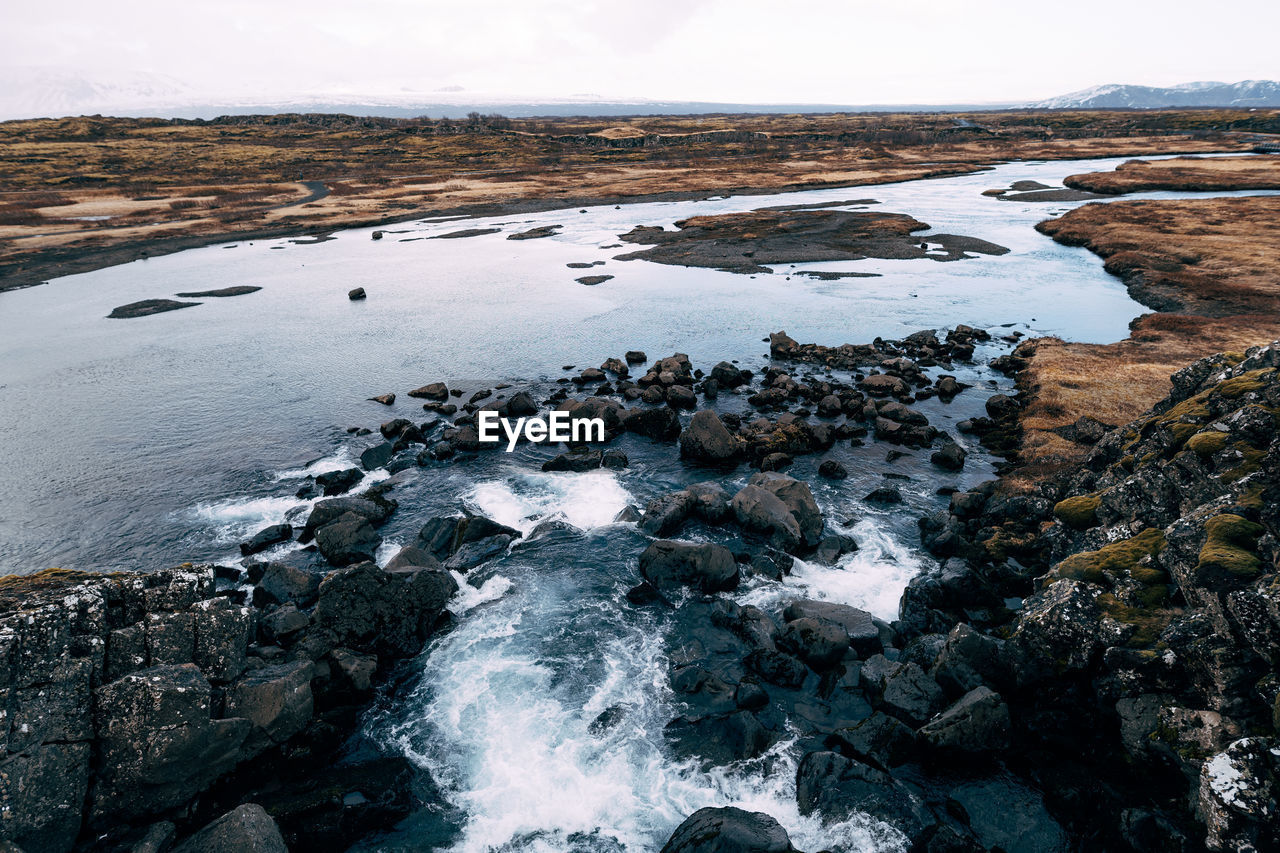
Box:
[1064,154,1280,193]
[1,108,1276,290]
[1017,178,1280,485]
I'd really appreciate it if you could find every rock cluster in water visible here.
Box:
[6,332,1277,852]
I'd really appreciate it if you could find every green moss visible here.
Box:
[1162,393,1211,422]
[1120,455,1136,471]
[1099,591,1174,649]
[1187,430,1229,457]
[1235,483,1265,511]
[1054,494,1102,530]
[1215,368,1276,400]
[1197,513,1264,579]
[1220,445,1267,484]
[1055,528,1167,583]
[1167,422,1201,448]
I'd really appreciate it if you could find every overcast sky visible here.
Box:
[5,0,1279,104]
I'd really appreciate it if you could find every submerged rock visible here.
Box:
[107,298,200,319]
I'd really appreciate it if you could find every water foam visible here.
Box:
[737,518,922,622]
[467,468,632,534]
[376,577,906,853]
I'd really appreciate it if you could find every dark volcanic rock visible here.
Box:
[107,298,200,318]
[507,224,562,240]
[173,804,287,853]
[93,664,251,822]
[660,806,795,853]
[576,274,614,285]
[639,540,738,593]
[680,410,742,464]
[348,287,366,300]
[174,286,262,298]
[796,751,936,840]
[314,512,381,567]
[240,523,293,556]
[314,562,457,657]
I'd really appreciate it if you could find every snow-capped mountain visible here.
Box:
[1029,80,1280,109]
[0,67,196,120]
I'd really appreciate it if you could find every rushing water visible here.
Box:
[0,153,1273,851]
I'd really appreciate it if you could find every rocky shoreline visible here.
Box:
[3,329,1277,852]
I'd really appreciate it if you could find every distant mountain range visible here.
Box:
[1,67,1278,121]
[1029,80,1280,109]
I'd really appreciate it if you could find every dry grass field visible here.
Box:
[2,108,1274,290]
[1064,154,1280,193]
[1015,190,1280,483]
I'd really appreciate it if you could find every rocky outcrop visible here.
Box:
[0,560,456,852]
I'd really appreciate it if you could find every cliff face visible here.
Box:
[0,562,455,851]
[904,342,1280,851]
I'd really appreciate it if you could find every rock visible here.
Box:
[543,449,604,472]
[239,524,292,556]
[760,452,793,472]
[576,274,614,285]
[817,459,848,480]
[641,490,697,537]
[817,394,843,417]
[918,686,1011,756]
[985,393,1019,418]
[189,599,255,683]
[316,467,363,496]
[300,496,396,542]
[442,534,514,571]
[314,562,457,657]
[329,648,378,693]
[783,600,882,656]
[861,654,947,726]
[224,660,315,757]
[745,472,823,548]
[259,604,309,644]
[623,405,682,441]
[348,287,366,300]
[931,441,967,470]
[314,512,382,567]
[359,442,396,470]
[828,712,920,770]
[107,299,200,319]
[173,804,287,853]
[779,617,850,670]
[256,563,320,607]
[864,484,902,504]
[614,505,643,524]
[93,664,251,822]
[932,624,1010,696]
[679,410,742,464]
[638,540,738,593]
[666,710,772,765]
[368,393,394,405]
[730,484,803,550]
[384,544,442,571]
[813,534,858,565]
[414,513,520,561]
[795,751,935,841]
[625,350,647,363]
[1199,737,1280,853]
[659,806,795,853]
[666,385,698,410]
[408,382,450,401]
[744,648,809,688]
[687,481,731,524]
[861,374,909,398]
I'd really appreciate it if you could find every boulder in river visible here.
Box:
[679,410,742,464]
[408,382,450,400]
[314,512,382,567]
[660,806,795,853]
[639,539,738,593]
[239,523,292,556]
[348,287,366,300]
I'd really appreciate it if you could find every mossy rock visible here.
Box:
[1187,430,1229,457]
[1234,483,1265,511]
[1214,368,1276,400]
[1220,445,1267,484]
[1054,494,1102,530]
[1055,528,1167,584]
[1196,513,1264,583]
[1162,393,1211,423]
[0,567,117,612]
[1098,591,1175,649]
